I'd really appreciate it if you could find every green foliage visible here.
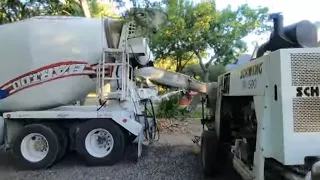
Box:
[150,0,270,81]
[0,0,122,25]
[150,0,200,72]
[0,0,64,24]
[198,3,270,66]
[153,56,198,73]
[156,94,183,119]
[89,0,119,18]
[155,93,203,120]
[182,64,225,82]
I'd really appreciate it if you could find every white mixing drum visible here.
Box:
[0,16,107,111]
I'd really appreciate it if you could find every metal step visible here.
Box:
[103,48,124,53]
[100,91,123,99]
[100,77,121,80]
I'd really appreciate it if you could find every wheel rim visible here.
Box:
[20,133,49,162]
[85,128,114,158]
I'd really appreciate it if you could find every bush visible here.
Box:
[155,93,202,120]
[156,94,182,119]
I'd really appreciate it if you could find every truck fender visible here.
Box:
[0,116,4,145]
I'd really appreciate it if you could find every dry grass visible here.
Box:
[157,118,194,134]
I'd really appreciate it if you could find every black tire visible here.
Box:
[11,124,59,170]
[50,125,68,162]
[41,123,68,163]
[201,130,219,177]
[76,119,126,166]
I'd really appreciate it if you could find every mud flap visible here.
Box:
[124,129,144,162]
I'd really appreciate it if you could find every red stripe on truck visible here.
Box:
[0,61,96,98]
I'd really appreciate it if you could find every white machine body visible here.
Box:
[127,38,154,64]
[215,47,320,180]
[222,47,320,166]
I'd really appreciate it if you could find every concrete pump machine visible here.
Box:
[197,13,320,180]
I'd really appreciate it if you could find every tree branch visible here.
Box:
[195,51,206,71]
[205,54,218,68]
[180,52,194,70]
[62,10,72,15]
[175,56,179,72]
[68,0,81,5]
[79,0,91,17]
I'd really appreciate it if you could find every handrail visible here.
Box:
[96,48,134,102]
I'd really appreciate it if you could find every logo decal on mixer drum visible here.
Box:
[0,61,96,98]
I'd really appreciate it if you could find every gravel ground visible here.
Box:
[0,119,242,180]
[0,141,241,180]
[0,145,196,180]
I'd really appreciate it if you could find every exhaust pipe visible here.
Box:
[304,160,320,180]
[310,161,320,180]
[256,13,318,58]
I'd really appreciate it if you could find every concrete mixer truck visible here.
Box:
[0,7,209,170]
[0,8,175,170]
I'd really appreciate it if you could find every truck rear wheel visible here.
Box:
[50,125,68,162]
[11,124,59,170]
[201,130,219,177]
[76,119,126,166]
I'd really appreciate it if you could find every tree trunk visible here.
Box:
[194,51,217,82]
[79,0,91,18]
[203,70,209,82]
